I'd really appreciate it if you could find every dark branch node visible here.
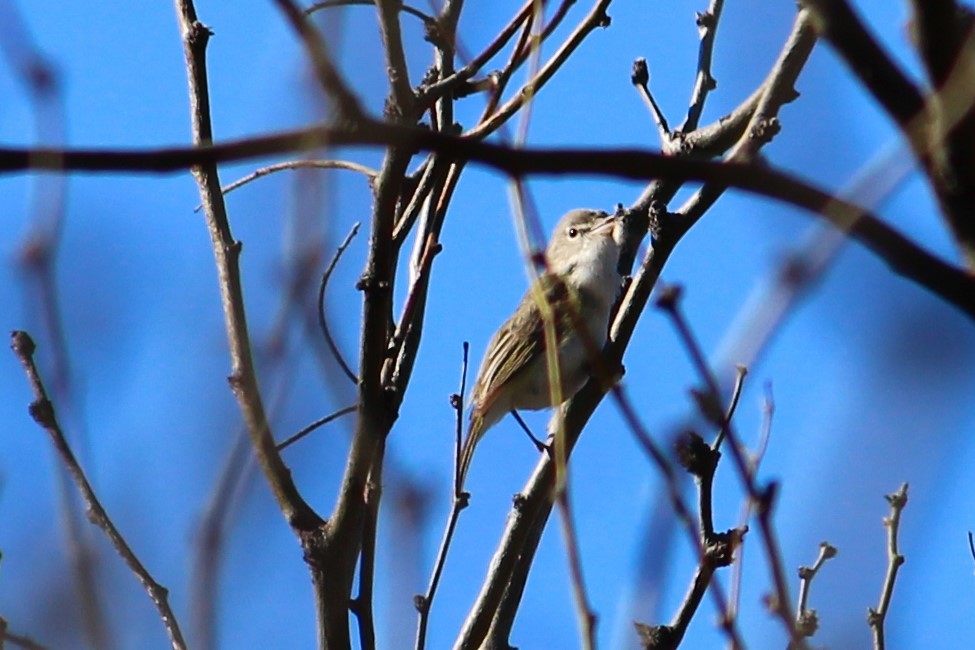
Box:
[16,235,52,269]
[28,59,59,95]
[780,251,815,287]
[695,10,716,31]
[796,609,819,637]
[28,399,56,429]
[750,116,782,145]
[866,607,881,626]
[635,621,678,650]
[654,283,682,312]
[10,330,36,357]
[187,21,214,48]
[631,58,649,87]
[704,528,743,568]
[413,594,428,613]
[512,492,528,511]
[423,19,448,49]
[756,480,779,516]
[355,274,391,293]
[675,430,718,479]
[690,388,725,426]
[226,373,244,390]
[885,486,908,509]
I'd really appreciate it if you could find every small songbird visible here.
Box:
[459,209,625,486]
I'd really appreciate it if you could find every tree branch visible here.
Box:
[802,0,975,267]
[10,331,187,650]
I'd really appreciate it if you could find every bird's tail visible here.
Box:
[457,414,484,492]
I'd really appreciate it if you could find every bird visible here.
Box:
[459,208,625,487]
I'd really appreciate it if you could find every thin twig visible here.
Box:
[277,405,358,450]
[414,343,470,650]
[631,58,672,144]
[417,0,534,105]
[556,488,597,650]
[269,0,363,118]
[713,363,747,449]
[868,483,909,650]
[1,626,49,650]
[375,0,416,115]
[305,0,435,25]
[190,205,328,648]
[10,331,187,650]
[803,0,975,267]
[2,5,110,644]
[683,0,725,132]
[658,291,806,647]
[512,1,545,145]
[385,233,443,386]
[607,386,745,650]
[466,0,613,138]
[318,223,361,385]
[467,0,569,143]
[196,160,377,211]
[637,368,750,650]
[726,382,775,631]
[190,425,251,650]
[795,541,837,639]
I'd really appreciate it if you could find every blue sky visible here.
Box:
[2,1,974,649]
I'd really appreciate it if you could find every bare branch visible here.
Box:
[375,0,416,116]
[416,1,534,105]
[318,222,362,385]
[803,0,975,267]
[1,624,50,650]
[276,405,358,451]
[795,541,838,639]
[6,110,970,325]
[269,0,363,119]
[3,3,111,641]
[414,343,471,650]
[800,0,923,127]
[556,489,597,650]
[657,289,806,647]
[10,331,187,650]
[727,383,775,626]
[868,483,910,650]
[682,0,724,132]
[171,15,327,640]
[466,0,613,138]
[204,159,377,210]
[631,58,672,146]
[306,0,435,25]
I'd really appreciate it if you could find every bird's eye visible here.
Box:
[567,227,579,238]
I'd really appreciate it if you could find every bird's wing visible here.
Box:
[471,273,576,412]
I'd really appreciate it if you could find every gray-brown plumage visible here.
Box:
[459,209,624,486]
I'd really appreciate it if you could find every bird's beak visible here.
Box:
[590,214,617,237]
